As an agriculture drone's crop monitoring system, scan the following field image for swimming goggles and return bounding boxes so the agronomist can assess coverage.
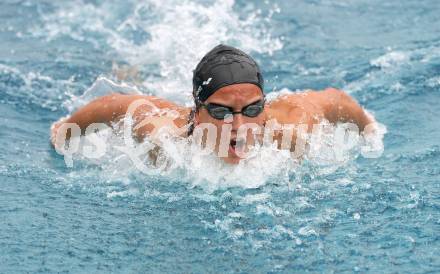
[198,98,265,120]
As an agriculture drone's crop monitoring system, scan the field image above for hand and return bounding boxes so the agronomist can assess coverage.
[50,116,70,148]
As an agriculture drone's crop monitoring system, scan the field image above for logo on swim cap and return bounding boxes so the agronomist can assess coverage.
[202,77,212,86]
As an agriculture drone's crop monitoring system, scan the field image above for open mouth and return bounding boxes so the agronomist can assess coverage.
[230,139,237,149]
[229,138,246,155]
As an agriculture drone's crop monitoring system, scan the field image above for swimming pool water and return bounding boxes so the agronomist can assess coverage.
[1,0,439,273]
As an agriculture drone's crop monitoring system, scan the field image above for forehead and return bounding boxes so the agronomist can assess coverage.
[207,83,263,103]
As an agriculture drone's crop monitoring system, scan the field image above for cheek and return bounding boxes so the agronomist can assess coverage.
[243,115,265,127]
[205,116,224,130]
[197,111,224,139]
[243,115,265,141]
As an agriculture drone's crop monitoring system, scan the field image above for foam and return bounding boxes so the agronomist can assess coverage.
[34,0,282,105]
[55,114,386,194]
[63,76,143,113]
[344,45,440,94]
[370,50,410,69]
[426,76,440,87]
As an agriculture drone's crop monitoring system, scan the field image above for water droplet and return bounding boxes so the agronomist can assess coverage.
[353,212,361,220]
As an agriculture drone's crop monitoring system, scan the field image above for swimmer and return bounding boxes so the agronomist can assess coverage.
[51,44,375,164]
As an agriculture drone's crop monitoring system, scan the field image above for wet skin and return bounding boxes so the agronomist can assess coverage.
[50,83,373,164]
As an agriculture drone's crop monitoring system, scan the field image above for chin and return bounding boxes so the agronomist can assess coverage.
[222,156,242,165]
[220,144,252,165]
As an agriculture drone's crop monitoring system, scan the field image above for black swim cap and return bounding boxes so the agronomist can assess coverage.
[192,44,264,102]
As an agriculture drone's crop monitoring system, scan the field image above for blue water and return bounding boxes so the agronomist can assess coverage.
[1,0,440,273]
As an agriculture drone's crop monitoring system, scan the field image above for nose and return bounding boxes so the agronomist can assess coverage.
[231,113,245,131]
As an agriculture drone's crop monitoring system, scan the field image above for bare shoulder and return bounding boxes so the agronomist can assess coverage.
[265,88,372,131]
[265,90,326,125]
[106,93,190,140]
[274,88,345,103]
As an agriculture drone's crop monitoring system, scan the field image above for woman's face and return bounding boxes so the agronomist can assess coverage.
[194,83,266,164]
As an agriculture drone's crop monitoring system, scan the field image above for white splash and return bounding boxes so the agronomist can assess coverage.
[34,0,283,104]
[55,111,385,194]
[370,50,410,69]
[63,76,143,113]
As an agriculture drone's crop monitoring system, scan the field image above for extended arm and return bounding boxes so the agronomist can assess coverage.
[50,93,185,146]
[320,88,373,131]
